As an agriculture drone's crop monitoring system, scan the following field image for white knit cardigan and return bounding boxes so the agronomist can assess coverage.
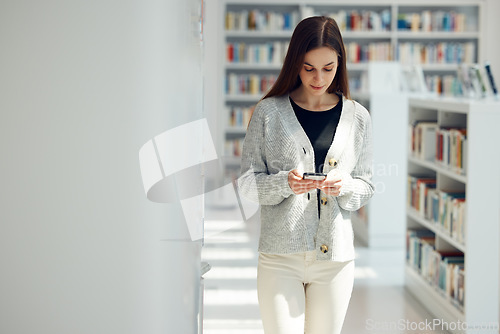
[237,95,374,261]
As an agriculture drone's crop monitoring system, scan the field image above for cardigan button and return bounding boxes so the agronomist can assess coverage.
[320,244,328,253]
[320,197,328,205]
[329,158,338,167]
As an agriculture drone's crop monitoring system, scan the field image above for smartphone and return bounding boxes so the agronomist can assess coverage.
[302,172,327,181]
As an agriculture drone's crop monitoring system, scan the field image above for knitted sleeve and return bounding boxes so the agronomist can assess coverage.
[237,101,295,205]
[336,106,375,211]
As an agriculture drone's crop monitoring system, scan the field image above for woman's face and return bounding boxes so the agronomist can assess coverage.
[298,47,338,96]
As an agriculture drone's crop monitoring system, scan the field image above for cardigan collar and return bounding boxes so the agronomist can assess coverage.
[277,94,355,171]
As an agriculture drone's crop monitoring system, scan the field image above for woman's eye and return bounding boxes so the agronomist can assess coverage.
[324,68,333,72]
[305,68,314,72]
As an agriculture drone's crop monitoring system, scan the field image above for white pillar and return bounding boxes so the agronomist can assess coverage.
[0,0,205,333]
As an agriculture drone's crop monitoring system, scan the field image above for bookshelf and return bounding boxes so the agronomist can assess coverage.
[406,96,500,333]
[222,2,301,167]
[351,62,408,248]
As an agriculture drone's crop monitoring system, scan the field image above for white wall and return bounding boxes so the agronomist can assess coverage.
[0,1,204,333]
[204,0,226,190]
[482,0,500,322]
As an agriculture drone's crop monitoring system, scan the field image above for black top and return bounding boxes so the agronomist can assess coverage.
[290,95,342,173]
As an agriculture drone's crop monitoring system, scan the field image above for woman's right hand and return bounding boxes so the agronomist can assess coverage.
[288,169,322,195]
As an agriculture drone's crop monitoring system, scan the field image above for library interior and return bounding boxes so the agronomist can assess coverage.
[0,1,499,334]
[202,1,500,334]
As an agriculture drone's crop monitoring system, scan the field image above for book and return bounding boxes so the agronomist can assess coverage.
[456,266,465,306]
[485,62,499,99]
[438,191,466,235]
[400,65,428,94]
[416,122,438,160]
[468,65,481,97]
[409,120,437,158]
[457,63,474,98]
[473,64,488,98]
[450,198,466,244]
[440,256,464,293]
[418,179,437,216]
[419,237,436,280]
[430,190,440,224]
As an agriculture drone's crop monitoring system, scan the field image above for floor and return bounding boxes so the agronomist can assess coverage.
[201,204,447,334]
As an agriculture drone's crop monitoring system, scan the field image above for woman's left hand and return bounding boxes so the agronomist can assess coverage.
[319,174,342,196]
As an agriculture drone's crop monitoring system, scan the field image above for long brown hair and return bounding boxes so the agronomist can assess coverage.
[263,16,350,100]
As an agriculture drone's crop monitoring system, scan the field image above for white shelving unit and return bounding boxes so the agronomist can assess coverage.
[352,85,408,249]
[406,96,500,333]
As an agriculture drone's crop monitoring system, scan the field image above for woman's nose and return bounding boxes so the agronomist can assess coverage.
[314,71,323,81]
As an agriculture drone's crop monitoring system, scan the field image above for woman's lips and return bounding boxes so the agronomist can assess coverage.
[311,85,324,90]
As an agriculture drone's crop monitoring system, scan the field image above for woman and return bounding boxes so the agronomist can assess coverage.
[238,16,374,334]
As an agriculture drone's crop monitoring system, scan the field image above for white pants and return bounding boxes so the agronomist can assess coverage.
[257,251,354,334]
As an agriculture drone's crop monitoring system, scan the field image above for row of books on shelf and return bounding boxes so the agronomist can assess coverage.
[224,73,481,99]
[225,138,244,157]
[407,175,466,244]
[397,42,475,66]
[406,63,498,98]
[225,72,369,97]
[224,65,496,99]
[225,10,299,32]
[436,128,467,172]
[225,7,473,33]
[226,41,476,69]
[228,105,255,129]
[346,42,393,63]
[425,74,463,97]
[226,41,288,65]
[344,42,475,66]
[301,8,391,32]
[397,10,473,32]
[409,121,467,174]
[225,73,277,96]
[406,229,464,307]
[458,63,499,99]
